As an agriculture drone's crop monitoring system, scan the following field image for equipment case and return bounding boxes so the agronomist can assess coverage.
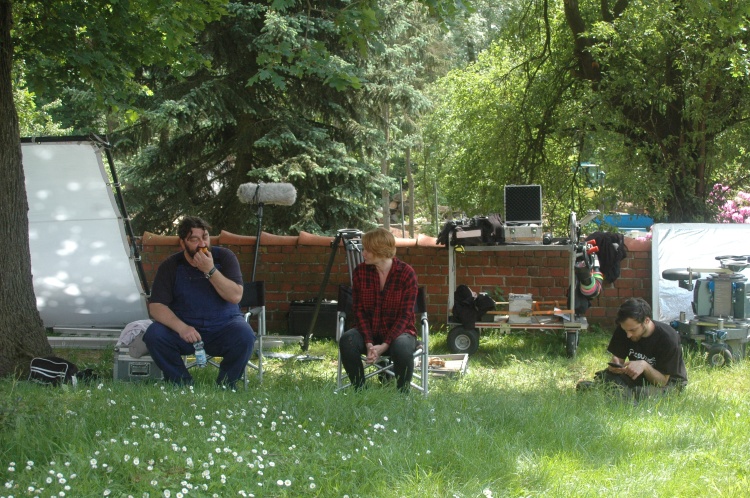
[113,347,163,381]
[504,225,543,244]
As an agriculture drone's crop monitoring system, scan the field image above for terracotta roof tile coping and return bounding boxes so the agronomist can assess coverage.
[141,230,437,247]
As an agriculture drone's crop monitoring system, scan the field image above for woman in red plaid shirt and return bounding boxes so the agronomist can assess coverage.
[339,228,418,392]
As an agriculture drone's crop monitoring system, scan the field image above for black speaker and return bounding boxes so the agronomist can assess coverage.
[504,185,542,224]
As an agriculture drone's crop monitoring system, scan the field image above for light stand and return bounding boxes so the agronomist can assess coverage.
[252,201,264,283]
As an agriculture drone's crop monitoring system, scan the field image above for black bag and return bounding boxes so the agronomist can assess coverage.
[29,356,79,386]
[475,292,496,317]
[436,220,457,246]
[475,214,505,245]
[437,214,505,246]
[452,220,484,246]
[585,232,628,284]
[452,284,496,329]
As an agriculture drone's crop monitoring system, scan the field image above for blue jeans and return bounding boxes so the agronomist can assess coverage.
[144,314,255,387]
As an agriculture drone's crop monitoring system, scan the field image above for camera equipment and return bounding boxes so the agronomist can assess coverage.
[663,255,750,366]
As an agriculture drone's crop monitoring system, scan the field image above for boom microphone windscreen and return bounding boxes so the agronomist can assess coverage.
[237,182,297,206]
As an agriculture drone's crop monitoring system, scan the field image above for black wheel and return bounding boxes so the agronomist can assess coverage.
[447,326,480,355]
[707,345,733,367]
[565,331,579,358]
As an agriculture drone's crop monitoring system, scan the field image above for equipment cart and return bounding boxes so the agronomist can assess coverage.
[662,255,750,366]
[446,212,594,357]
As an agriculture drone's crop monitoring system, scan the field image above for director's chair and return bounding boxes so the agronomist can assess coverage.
[241,280,266,387]
[335,285,429,394]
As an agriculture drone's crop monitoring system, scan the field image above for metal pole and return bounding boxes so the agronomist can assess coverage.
[251,203,264,282]
[434,181,439,234]
[98,135,150,296]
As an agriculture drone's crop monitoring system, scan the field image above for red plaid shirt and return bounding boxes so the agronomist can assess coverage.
[352,257,418,345]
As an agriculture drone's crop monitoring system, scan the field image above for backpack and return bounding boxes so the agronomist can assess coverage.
[475,213,505,245]
[452,284,496,329]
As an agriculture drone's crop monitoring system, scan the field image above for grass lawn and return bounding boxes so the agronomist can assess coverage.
[1,326,750,497]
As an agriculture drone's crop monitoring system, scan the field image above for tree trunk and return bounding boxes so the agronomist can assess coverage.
[563,0,710,223]
[406,146,414,238]
[0,0,53,378]
[381,104,390,229]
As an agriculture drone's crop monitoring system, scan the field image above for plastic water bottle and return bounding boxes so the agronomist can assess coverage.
[194,341,207,368]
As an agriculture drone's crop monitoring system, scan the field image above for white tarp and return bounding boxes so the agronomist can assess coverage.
[652,223,750,321]
[22,139,148,330]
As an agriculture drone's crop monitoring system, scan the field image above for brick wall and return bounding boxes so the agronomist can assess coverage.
[140,231,652,333]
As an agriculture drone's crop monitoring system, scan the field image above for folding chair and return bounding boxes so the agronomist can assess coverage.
[241,281,266,387]
[185,281,265,387]
[333,231,429,394]
[335,286,429,394]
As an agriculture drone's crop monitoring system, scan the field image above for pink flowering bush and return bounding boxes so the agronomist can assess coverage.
[634,229,652,242]
[707,184,750,223]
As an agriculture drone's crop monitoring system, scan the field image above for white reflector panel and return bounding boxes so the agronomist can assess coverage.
[23,139,148,329]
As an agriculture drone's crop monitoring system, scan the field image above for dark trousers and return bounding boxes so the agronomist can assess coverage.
[143,314,255,387]
[594,369,684,400]
[339,328,416,392]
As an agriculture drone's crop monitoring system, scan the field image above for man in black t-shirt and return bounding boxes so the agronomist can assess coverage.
[578,297,687,400]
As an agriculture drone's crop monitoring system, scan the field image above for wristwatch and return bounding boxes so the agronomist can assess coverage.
[205,267,217,279]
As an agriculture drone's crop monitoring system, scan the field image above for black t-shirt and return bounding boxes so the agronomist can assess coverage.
[149,246,243,307]
[607,320,688,384]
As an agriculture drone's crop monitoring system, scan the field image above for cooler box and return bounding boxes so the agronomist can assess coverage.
[113,347,163,381]
[288,300,338,339]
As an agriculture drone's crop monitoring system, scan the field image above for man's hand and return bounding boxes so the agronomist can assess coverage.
[608,356,626,372]
[149,303,202,344]
[622,359,670,386]
[178,326,202,344]
[622,359,647,379]
[365,343,389,364]
[190,249,243,303]
[192,249,215,274]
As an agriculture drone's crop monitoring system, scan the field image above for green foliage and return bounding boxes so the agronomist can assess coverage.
[13,0,228,131]
[578,0,750,221]
[421,0,750,226]
[113,0,395,236]
[13,83,71,137]
[113,0,456,236]
[421,4,593,234]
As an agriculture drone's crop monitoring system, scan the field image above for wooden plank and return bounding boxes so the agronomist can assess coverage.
[487,309,574,316]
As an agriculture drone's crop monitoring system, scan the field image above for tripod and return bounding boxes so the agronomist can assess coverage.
[301,229,363,352]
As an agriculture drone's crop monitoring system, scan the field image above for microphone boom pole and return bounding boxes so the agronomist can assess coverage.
[252,201,264,283]
[236,182,296,282]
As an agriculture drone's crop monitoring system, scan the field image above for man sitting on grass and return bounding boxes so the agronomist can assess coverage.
[577,297,687,400]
